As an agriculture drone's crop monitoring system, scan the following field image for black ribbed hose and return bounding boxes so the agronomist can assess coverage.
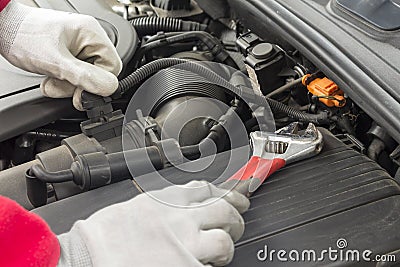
[131,17,207,36]
[266,98,328,124]
[115,58,329,124]
[116,58,190,95]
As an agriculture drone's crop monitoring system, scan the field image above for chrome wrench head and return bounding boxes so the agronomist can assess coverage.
[250,122,324,164]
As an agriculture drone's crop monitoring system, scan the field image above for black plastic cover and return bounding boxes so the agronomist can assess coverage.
[33,180,140,234]
[336,0,400,31]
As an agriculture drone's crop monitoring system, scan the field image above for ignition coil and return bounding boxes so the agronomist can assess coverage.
[237,32,288,95]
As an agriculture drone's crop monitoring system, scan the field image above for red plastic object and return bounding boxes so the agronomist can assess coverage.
[0,0,10,12]
[228,156,286,184]
[0,196,60,267]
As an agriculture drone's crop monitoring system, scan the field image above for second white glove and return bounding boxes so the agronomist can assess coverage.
[58,181,250,267]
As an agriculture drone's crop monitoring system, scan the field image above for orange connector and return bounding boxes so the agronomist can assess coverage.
[302,74,346,108]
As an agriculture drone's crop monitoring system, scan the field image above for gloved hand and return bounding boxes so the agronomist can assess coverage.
[0,1,122,110]
[58,181,250,267]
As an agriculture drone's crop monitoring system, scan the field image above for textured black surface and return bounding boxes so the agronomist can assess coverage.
[228,129,400,266]
[240,130,398,242]
[33,180,140,234]
[34,129,400,266]
[231,196,400,266]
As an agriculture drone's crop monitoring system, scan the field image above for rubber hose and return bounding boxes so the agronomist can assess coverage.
[131,17,207,36]
[367,138,386,161]
[30,164,73,183]
[266,98,329,124]
[134,31,238,68]
[116,58,329,124]
[148,31,229,63]
[266,77,303,98]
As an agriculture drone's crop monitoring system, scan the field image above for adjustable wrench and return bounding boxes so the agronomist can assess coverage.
[219,122,324,197]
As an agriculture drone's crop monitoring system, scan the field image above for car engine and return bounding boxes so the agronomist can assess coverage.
[0,0,399,266]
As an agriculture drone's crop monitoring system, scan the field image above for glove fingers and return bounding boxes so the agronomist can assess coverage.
[196,229,235,266]
[151,181,218,206]
[221,190,250,215]
[74,35,122,77]
[61,53,119,97]
[71,15,122,76]
[153,181,250,212]
[72,88,85,111]
[193,198,245,242]
[40,77,76,98]
[40,78,85,111]
[41,52,119,105]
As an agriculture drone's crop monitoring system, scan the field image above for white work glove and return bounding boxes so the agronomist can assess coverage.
[0,1,122,110]
[57,181,250,267]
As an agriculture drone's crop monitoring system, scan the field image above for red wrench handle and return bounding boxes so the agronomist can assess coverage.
[219,156,286,197]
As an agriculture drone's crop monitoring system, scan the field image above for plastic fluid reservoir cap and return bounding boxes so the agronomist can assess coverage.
[251,43,275,59]
[151,0,191,10]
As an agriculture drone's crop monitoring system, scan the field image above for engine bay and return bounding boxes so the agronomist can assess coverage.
[0,0,400,266]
